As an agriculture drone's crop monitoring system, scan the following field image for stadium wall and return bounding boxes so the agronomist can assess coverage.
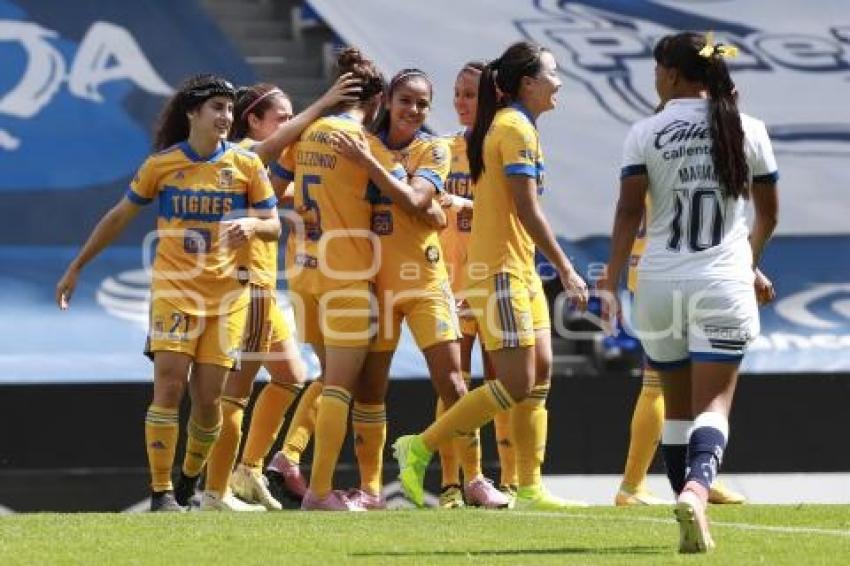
[1,373,847,512]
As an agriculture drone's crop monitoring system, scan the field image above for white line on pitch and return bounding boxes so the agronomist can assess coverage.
[508,511,850,538]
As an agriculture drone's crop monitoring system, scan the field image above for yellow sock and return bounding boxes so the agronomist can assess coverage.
[436,397,460,487]
[205,396,247,496]
[455,371,482,482]
[513,384,549,488]
[242,382,302,469]
[493,405,517,486]
[182,418,222,478]
[352,402,387,495]
[421,380,514,453]
[621,370,664,492]
[282,380,322,464]
[145,405,179,492]
[309,385,351,497]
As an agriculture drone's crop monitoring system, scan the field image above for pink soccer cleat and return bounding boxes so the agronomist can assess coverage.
[464,477,511,509]
[346,488,387,510]
[266,452,307,500]
[301,489,365,512]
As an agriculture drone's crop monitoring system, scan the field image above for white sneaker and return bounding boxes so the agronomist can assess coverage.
[199,491,266,512]
[230,464,283,511]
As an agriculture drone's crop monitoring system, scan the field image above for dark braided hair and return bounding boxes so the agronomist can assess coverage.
[154,73,235,151]
[468,42,548,182]
[654,32,749,199]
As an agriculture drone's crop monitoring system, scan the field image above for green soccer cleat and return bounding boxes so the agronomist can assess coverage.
[392,435,431,508]
[513,484,588,510]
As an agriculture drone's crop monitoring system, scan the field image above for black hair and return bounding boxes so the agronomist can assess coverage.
[154,73,235,151]
[654,32,749,199]
[373,68,433,134]
[230,83,291,141]
[468,42,548,182]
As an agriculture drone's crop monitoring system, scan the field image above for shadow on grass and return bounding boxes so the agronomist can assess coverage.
[351,545,667,558]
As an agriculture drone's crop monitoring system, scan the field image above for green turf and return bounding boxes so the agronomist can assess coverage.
[1,505,849,565]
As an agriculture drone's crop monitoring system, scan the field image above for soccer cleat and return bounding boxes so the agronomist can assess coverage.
[199,491,266,512]
[709,481,747,504]
[513,484,588,510]
[173,471,201,507]
[465,477,511,509]
[615,486,674,506]
[392,435,431,508]
[230,464,282,511]
[266,452,307,502]
[498,484,518,509]
[438,484,465,509]
[674,490,715,553]
[346,488,387,510]
[301,489,366,511]
[149,490,185,513]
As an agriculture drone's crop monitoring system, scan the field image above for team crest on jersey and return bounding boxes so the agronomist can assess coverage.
[218,168,235,189]
[425,244,440,264]
[431,144,448,165]
[174,171,185,181]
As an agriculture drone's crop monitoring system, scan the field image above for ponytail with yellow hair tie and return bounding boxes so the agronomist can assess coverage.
[698,31,739,59]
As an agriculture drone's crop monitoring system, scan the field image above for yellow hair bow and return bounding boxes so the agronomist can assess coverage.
[699,31,739,59]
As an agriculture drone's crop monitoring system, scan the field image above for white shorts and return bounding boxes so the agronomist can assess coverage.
[634,278,759,369]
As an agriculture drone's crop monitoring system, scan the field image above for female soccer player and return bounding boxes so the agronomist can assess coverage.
[392,41,589,510]
[202,76,360,511]
[55,74,281,512]
[600,32,778,552]
[268,48,390,511]
[436,61,518,507]
[331,67,509,510]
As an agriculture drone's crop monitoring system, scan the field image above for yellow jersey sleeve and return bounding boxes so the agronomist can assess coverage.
[247,155,277,210]
[270,145,296,182]
[412,137,450,192]
[498,119,539,179]
[126,156,160,205]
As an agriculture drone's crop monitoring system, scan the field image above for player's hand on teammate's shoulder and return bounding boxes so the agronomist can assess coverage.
[329,131,370,165]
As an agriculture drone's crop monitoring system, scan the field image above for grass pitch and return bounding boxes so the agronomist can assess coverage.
[1,505,849,565]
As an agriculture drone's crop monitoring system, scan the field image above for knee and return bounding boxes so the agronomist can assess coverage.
[502,379,533,404]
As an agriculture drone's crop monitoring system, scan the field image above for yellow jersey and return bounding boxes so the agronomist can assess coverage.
[237,138,278,289]
[439,131,474,295]
[466,104,544,285]
[369,130,451,293]
[127,140,277,315]
[272,114,395,290]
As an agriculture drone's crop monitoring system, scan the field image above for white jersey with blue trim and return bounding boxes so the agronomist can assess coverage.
[620,98,778,283]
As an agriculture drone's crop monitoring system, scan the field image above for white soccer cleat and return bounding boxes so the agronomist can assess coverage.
[674,490,715,553]
[230,464,283,511]
[199,490,266,512]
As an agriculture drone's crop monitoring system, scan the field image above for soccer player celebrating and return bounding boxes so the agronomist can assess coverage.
[600,32,778,552]
[202,75,360,511]
[436,61,518,507]
[392,41,589,510]
[56,74,281,512]
[270,48,388,511]
[331,67,509,510]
